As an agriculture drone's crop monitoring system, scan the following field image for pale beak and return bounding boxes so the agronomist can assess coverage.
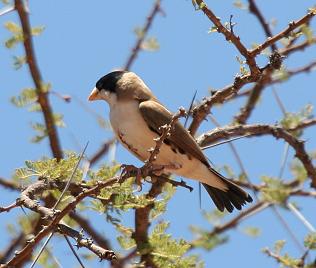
[88,87,99,101]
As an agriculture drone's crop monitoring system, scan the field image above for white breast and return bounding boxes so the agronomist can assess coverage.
[109,100,226,189]
[110,101,157,161]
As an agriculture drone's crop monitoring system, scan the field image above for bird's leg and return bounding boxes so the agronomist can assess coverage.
[120,164,144,191]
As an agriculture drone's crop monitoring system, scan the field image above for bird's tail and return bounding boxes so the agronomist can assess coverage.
[203,171,253,212]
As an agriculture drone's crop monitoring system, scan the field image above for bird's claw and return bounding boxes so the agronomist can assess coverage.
[120,164,143,191]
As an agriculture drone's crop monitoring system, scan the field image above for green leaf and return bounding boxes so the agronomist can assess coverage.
[11,88,37,107]
[233,0,248,10]
[260,176,291,204]
[274,240,286,254]
[208,26,218,33]
[4,21,21,33]
[304,232,316,249]
[191,228,228,251]
[149,221,204,267]
[13,55,27,69]
[242,226,261,237]
[5,35,23,48]
[31,26,45,36]
[141,37,160,51]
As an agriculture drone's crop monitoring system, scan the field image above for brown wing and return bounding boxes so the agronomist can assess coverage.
[139,100,210,167]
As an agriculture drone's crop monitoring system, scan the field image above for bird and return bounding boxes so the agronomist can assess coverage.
[88,70,253,212]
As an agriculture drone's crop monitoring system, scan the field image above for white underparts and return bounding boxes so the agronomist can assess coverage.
[109,100,228,191]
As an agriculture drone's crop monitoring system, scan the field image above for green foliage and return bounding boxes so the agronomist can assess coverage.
[4,21,45,49]
[116,223,136,250]
[36,248,59,268]
[150,182,175,220]
[233,0,248,10]
[11,87,37,108]
[208,25,218,33]
[242,226,261,237]
[13,55,27,69]
[11,84,65,143]
[142,37,160,51]
[15,153,83,182]
[304,232,316,249]
[260,176,291,204]
[290,159,308,182]
[149,221,203,268]
[190,226,228,251]
[262,240,303,268]
[280,104,314,137]
[300,24,314,43]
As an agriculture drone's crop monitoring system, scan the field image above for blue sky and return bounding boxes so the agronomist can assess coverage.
[1,0,316,267]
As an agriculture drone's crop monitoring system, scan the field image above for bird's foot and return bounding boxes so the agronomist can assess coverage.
[120,164,144,191]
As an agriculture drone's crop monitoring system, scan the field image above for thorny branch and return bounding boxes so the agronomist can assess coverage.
[197,123,316,188]
[189,1,315,135]
[2,1,316,267]
[248,0,276,51]
[57,223,117,261]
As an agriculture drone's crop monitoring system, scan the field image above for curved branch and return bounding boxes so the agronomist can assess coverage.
[197,123,316,188]
[15,0,63,160]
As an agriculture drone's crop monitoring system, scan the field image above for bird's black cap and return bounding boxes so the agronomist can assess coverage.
[95,71,127,93]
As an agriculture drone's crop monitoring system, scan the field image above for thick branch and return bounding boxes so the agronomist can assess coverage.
[15,0,63,160]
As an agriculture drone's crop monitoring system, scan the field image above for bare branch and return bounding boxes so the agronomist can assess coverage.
[248,0,276,50]
[250,11,316,57]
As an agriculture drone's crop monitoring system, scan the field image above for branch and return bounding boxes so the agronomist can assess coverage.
[57,223,117,262]
[197,123,316,188]
[89,138,116,166]
[0,177,19,191]
[4,175,120,266]
[280,37,316,56]
[250,11,316,57]
[15,0,63,160]
[124,0,162,70]
[195,0,260,78]
[133,178,165,268]
[248,0,276,51]
[190,201,270,248]
[234,68,273,124]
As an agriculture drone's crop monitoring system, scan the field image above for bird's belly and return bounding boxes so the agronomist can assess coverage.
[109,101,215,185]
[110,102,158,161]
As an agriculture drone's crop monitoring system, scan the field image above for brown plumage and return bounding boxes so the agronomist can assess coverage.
[89,71,253,212]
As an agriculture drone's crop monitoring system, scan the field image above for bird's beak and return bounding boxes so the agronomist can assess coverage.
[88,87,99,101]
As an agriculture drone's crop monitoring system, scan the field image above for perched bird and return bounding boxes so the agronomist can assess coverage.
[88,71,252,212]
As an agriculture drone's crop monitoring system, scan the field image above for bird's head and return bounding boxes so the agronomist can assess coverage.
[88,71,156,106]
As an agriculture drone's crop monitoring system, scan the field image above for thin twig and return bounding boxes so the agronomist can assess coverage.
[250,11,316,57]
[29,232,54,268]
[248,0,276,51]
[287,203,316,232]
[124,0,162,70]
[63,235,86,268]
[53,142,89,210]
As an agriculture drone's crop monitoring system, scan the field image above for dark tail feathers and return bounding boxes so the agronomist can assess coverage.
[203,179,253,213]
